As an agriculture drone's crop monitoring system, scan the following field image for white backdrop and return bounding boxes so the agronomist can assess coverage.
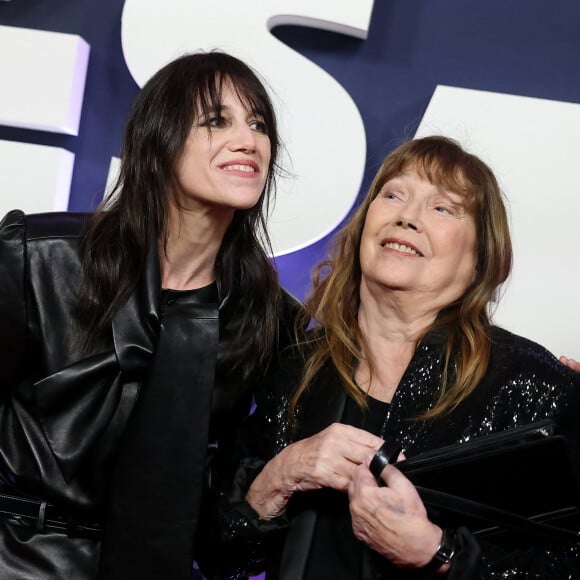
[0,1,579,359]
[417,86,580,360]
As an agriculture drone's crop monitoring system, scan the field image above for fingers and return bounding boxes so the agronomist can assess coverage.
[350,462,411,496]
[281,423,385,493]
[315,424,385,489]
[369,439,402,484]
[349,460,380,490]
[379,463,418,494]
[349,464,427,524]
[560,356,580,373]
[348,463,441,568]
[311,423,385,466]
[321,423,386,449]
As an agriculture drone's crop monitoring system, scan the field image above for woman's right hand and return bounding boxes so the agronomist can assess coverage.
[246,423,385,519]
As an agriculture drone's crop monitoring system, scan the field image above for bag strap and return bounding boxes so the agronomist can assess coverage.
[416,486,579,544]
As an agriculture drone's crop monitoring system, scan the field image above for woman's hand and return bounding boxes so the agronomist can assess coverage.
[560,356,580,373]
[246,423,384,519]
[348,462,444,570]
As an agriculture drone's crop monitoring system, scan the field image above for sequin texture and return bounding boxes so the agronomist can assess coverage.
[222,325,580,577]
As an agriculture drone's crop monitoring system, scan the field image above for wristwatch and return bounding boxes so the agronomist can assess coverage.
[424,528,456,572]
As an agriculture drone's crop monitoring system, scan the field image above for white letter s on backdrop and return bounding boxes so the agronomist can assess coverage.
[121,0,374,255]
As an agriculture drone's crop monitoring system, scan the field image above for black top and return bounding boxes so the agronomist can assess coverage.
[161,283,229,439]
[305,394,390,580]
[160,282,218,304]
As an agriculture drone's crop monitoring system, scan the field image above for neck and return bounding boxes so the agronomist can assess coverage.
[355,281,439,402]
[159,204,232,290]
[358,278,441,339]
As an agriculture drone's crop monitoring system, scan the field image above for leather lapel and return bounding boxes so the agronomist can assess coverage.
[35,247,162,482]
[112,245,161,377]
[100,299,219,579]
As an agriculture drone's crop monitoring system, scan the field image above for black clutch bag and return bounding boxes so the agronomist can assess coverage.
[396,420,580,544]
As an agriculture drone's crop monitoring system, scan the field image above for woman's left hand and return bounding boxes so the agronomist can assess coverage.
[560,356,580,373]
[348,462,443,569]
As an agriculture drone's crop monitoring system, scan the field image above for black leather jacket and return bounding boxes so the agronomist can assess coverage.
[0,209,299,579]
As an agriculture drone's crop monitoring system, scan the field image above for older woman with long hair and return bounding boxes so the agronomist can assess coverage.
[223,136,580,579]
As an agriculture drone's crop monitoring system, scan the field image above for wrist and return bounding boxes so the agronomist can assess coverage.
[422,528,456,575]
[246,449,294,519]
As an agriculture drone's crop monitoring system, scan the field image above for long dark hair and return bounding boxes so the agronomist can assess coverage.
[292,136,512,418]
[78,51,282,380]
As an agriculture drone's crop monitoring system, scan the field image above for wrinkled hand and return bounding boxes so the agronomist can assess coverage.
[348,463,443,569]
[247,423,384,519]
[560,356,580,373]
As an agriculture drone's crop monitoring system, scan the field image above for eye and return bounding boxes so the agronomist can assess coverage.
[434,201,465,217]
[434,205,454,215]
[249,119,268,134]
[200,115,227,129]
[381,189,401,201]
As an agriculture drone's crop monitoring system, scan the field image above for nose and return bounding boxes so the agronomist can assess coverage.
[227,121,257,153]
[395,198,423,231]
[396,217,418,231]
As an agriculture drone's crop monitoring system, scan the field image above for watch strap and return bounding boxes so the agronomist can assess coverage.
[423,527,456,572]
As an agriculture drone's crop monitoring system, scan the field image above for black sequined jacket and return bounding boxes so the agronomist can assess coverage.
[221,326,580,579]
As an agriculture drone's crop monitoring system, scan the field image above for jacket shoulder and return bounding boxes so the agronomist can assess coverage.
[490,326,562,368]
[487,326,580,395]
[24,211,92,240]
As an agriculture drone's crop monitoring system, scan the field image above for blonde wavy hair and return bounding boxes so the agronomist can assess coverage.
[291,136,512,420]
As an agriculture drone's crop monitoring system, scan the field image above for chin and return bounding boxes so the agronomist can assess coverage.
[233,194,263,210]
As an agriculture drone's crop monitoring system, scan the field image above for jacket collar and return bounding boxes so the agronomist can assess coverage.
[112,244,161,378]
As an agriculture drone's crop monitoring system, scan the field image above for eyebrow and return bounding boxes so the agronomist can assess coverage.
[438,189,467,202]
[203,104,263,117]
[203,104,226,114]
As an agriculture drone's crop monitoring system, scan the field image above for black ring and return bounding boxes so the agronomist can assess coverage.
[369,439,402,486]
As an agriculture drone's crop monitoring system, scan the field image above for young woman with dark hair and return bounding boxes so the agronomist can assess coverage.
[0,51,298,580]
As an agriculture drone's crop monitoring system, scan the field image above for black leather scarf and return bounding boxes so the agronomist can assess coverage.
[98,288,219,580]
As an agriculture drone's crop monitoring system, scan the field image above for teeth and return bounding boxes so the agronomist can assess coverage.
[223,164,255,172]
[384,242,419,256]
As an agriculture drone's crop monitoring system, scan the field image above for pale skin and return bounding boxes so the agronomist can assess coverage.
[349,463,448,573]
[246,423,385,519]
[160,204,229,290]
[159,82,270,290]
[560,356,580,372]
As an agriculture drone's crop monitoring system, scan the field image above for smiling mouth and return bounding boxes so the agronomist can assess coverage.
[222,164,257,173]
[382,241,422,256]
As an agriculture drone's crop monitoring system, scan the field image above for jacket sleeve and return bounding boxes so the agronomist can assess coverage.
[0,210,28,392]
[474,334,580,578]
[202,347,299,579]
[477,538,580,579]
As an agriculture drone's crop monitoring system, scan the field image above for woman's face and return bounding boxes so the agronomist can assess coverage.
[170,81,271,216]
[359,168,477,309]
